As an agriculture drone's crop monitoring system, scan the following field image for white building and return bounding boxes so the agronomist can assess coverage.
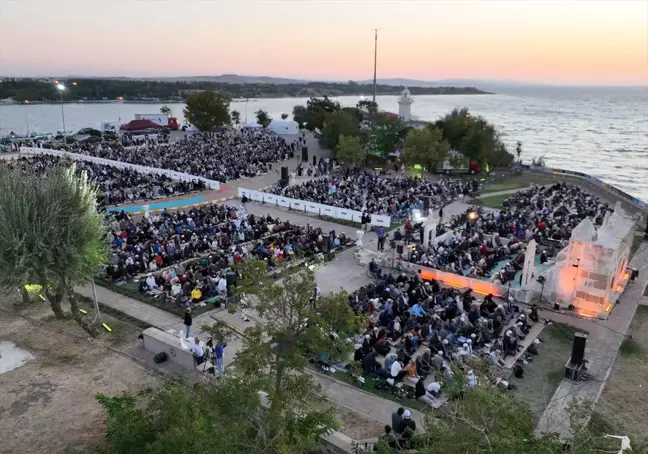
[540,202,635,318]
[397,88,414,122]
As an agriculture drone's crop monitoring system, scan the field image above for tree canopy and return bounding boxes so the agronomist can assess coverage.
[318,109,360,154]
[336,135,366,167]
[434,108,513,167]
[402,127,450,171]
[231,110,241,127]
[255,109,272,128]
[0,164,108,335]
[183,91,231,131]
[159,105,171,116]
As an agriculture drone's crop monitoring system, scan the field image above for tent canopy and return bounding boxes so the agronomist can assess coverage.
[242,121,262,129]
[120,119,162,131]
[269,119,299,135]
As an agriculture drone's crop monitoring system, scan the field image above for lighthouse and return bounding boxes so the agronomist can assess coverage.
[397,87,414,122]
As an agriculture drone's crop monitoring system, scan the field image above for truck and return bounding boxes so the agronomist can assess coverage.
[134,114,179,130]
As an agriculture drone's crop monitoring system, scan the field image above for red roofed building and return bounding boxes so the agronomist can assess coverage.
[120,119,162,131]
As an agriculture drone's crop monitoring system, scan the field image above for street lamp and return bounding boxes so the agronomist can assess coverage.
[24,100,30,135]
[57,83,67,134]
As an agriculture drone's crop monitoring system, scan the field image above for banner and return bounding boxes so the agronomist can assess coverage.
[335,208,354,221]
[277,197,291,208]
[305,202,323,215]
[263,194,277,205]
[290,200,305,212]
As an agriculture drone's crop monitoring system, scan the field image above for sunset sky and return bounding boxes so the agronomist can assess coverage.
[1,0,646,85]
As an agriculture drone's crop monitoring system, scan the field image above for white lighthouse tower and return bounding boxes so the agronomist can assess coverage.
[397,87,414,122]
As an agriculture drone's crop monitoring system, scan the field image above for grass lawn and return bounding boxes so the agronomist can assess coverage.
[331,371,428,412]
[482,172,561,193]
[471,193,511,209]
[509,323,579,424]
[590,306,648,444]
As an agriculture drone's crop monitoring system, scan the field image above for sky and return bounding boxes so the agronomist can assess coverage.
[0,0,646,85]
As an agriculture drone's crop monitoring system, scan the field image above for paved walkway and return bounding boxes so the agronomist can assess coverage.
[536,242,648,437]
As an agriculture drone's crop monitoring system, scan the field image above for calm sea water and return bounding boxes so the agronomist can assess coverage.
[1,86,647,201]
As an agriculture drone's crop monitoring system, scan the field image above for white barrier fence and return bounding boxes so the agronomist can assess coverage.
[239,187,392,228]
[19,147,220,190]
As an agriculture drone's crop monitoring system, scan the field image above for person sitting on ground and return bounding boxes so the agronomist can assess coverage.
[415,377,438,406]
[390,358,407,382]
[374,336,391,356]
[376,425,398,451]
[405,359,419,383]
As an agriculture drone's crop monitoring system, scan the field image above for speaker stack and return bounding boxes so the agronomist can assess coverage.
[422,197,430,212]
[312,155,317,166]
[564,332,588,381]
[301,147,308,162]
[280,166,289,187]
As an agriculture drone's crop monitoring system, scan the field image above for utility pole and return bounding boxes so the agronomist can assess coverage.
[372,29,378,105]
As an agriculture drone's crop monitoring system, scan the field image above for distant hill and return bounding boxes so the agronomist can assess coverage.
[62,74,537,89]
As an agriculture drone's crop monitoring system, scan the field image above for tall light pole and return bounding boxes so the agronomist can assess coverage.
[372,29,378,105]
[56,83,67,134]
[24,100,30,136]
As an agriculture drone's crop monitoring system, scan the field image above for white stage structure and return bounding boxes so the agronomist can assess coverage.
[539,202,635,318]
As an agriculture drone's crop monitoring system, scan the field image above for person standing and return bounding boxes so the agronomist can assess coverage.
[391,407,405,435]
[214,343,226,376]
[376,227,385,252]
[183,308,192,339]
[191,337,205,366]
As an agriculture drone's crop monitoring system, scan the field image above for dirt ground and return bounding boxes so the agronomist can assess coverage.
[0,297,157,454]
[509,323,578,423]
[590,306,648,444]
[328,402,385,440]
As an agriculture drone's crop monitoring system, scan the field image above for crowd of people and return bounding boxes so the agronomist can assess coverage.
[269,167,475,218]
[57,130,294,183]
[105,205,352,310]
[343,269,541,449]
[1,155,205,206]
[402,183,610,285]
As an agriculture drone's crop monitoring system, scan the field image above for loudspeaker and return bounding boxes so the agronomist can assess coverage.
[311,155,316,166]
[422,197,430,211]
[321,234,330,253]
[301,147,308,162]
[225,272,237,287]
[281,166,289,181]
[570,332,588,366]
[396,244,404,254]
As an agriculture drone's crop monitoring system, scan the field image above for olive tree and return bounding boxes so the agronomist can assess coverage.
[0,164,108,336]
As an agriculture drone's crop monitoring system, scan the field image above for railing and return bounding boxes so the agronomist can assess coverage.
[238,187,392,228]
[19,146,221,190]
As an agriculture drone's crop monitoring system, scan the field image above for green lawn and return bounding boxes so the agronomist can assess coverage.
[509,323,579,424]
[482,172,560,193]
[471,193,511,209]
[331,371,428,412]
[590,306,648,446]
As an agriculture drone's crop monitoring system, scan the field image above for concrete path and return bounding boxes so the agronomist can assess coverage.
[536,242,648,437]
[476,188,523,198]
[76,283,179,330]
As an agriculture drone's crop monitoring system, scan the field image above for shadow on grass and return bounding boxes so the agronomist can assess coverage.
[619,338,645,358]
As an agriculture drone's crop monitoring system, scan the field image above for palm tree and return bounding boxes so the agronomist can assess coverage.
[160,105,172,116]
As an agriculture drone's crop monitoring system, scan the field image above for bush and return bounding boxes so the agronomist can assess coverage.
[65,136,77,144]
[88,128,102,137]
[103,133,118,141]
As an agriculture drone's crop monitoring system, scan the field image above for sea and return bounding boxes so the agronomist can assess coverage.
[1,86,647,201]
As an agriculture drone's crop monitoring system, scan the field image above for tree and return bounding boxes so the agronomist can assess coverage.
[231,110,241,128]
[292,105,308,128]
[373,114,408,157]
[96,375,337,454]
[206,260,361,411]
[402,127,450,171]
[281,113,288,120]
[255,109,271,129]
[356,99,378,117]
[0,165,108,336]
[318,109,360,153]
[305,96,341,130]
[183,91,230,131]
[336,135,366,167]
[516,140,523,162]
[159,105,172,116]
[434,107,514,168]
